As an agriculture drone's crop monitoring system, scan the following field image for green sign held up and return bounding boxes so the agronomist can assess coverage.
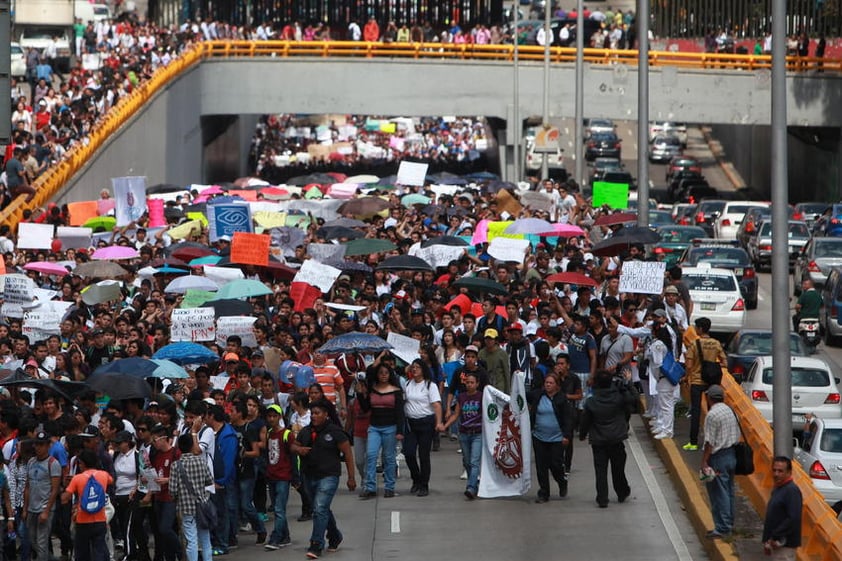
[592,181,630,209]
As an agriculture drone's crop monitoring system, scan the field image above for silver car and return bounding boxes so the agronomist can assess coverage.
[747,220,810,271]
[794,416,842,518]
[648,135,682,163]
[794,237,842,292]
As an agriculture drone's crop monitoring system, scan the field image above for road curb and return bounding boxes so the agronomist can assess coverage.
[701,126,747,189]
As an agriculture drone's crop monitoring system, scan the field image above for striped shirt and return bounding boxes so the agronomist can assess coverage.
[311,361,344,404]
[703,402,741,454]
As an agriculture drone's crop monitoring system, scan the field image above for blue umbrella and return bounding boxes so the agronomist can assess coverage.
[207,195,246,204]
[317,332,393,354]
[152,342,219,365]
[153,265,189,276]
[92,358,158,378]
[150,359,190,379]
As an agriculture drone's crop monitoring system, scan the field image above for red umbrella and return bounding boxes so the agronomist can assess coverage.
[545,272,599,287]
[594,212,637,226]
[326,172,347,182]
[171,246,214,262]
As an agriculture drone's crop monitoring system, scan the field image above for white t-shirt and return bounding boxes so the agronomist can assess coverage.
[404,379,441,419]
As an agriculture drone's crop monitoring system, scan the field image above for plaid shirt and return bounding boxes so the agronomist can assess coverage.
[169,454,213,518]
[703,402,741,454]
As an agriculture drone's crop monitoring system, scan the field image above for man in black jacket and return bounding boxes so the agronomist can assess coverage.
[762,456,802,559]
[579,369,638,508]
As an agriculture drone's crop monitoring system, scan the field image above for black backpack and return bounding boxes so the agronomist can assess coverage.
[697,339,722,385]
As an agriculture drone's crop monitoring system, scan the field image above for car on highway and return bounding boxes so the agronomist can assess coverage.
[741,355,841,427]
[819,267,842,346]
[679,241,759,309]
[590,157,623,182]
[585,132,622,161]
[599,170,636,190]
[671,203,698,225]
[651,225,707,266]
[813,203,842,237]
[725,329,807,382]
[670,174,711,204]
[665,157,702,183]
[746,220,811,271]
[796,202,829,229]
[793,236,842,292]
[648,135,683,163]
[584,118,616,141]
[676,184,718,205]
[693,199,728,236]
[10,42,26,79]
[682,265,746,333]
[713,201,770,240]
[648,121,688,147]
[525,144,564,171]
[735,206,773,249]
[794,416,842,517]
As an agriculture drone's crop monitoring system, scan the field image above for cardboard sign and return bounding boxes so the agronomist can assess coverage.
[386,332,420,364]
[488,237,530,263]
[216,316,258,348]
[293,260,341,293]
[17,223,54,250]
[396,161,429,186]
[495,189,523,217]
[231,232,270,266]
[592,181,630,210]
[67,201,99,226]
[619,260,667,295]
[208,203,252,242]
[308,243,346,264]
[171,307,216,342]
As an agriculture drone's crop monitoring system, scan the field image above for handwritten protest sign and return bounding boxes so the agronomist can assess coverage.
[210,375,229,391]
[0,274,34,318]
[415,245,466,268]
[619,261,667,295]
[293,260,341,293]
[386,332,420,364]
[396,161,429,186]
[231,232,270,266]
[216,316,258,348]
[592,181,630,210]
[488,237,530,263]
[495,190,523,218]
[17,223,54,250]
[308,243,346,264]
[24,301,73,342]
[171,308,216,342]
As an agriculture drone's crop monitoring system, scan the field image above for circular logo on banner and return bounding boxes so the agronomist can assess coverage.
[487,403,499,421]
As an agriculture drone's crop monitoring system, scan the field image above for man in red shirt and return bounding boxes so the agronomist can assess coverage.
[61,449,113,561]
[263,405,294,550]
[150,424,180,561]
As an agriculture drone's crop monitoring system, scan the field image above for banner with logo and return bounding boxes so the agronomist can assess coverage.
[479,372,532,498]
[208,203,253,242]
[112,176,148,227]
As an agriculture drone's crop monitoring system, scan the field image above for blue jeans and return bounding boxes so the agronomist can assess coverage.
[152,501,178,561]
[459,432,482,494]
[15,506,31,561]
[365,425,397,492]
[210,489,229,552]
[706,447,737,535]
[268,480,291,544]
[239,477,266,534]
[182,515,212,561]
[305,476,341,551]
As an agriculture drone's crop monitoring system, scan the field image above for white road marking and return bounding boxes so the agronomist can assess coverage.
[628,430,694,561]
[391,511,400,533]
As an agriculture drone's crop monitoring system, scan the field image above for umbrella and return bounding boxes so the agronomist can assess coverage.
[150,359,190,379]
[189,255,222,266]
[593,212,637,227]
[164,276,219,294]
[165,241,211,257]
[23,262,70,276]
[92,357,159,378]
[453,276,508,295]
[153,265,190,276]
[427,172,467,185]
[375,255,435,272]
[212,279,273,300]
[86,373,152,400]
[205,195,245,205]
[171,245,215,262]
[464,171,500,181]
[420,236,469,248]
[346,174,380,184]
[81,282,122,305]
[288,173,335,186]
[591,227,661,257]
[317,226,364,241]
[151,257,189,269]
[342,238,397,256]
[153,342,219,365]
[317,332,393,354]
[82,216,117,231]
[91,246,140,260]
[543,223,586,237]
[233,176,269,188]
[337,197,390,218]
[73,261,128,278]
[503,218,554,235]
[146,183,184,194]
[199,186,226,197]
[0,370,86,402]
[216,257,296,280]
[401,194,431,207]
[324,218,367,228]
[545,272,599,287]
[206,298,253,317]
[334,261,373,273]
[486,180,517,193]
[420,205,444,216]
[377,174,398,186]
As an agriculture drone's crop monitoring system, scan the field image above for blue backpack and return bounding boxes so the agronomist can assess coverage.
[80,473,106,514]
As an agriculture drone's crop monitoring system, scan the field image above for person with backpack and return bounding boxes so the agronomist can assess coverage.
[169,434,213,561]
[204,405,238,556]
[23,430,61,561]
[60,449,113,561]
[682,317,727,452]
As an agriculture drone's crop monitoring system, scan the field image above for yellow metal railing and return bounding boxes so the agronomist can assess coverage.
[3,39,840,231]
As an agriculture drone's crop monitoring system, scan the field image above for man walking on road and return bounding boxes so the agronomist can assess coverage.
[682,317,727,451]
[700,385,740,538]
[762,457,802,560]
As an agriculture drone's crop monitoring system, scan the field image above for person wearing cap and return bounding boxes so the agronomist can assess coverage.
[505,323,535,388]
[662,284,688,337]
[61,449,114,561]
[682,317,727,451]
[700,385,740,539]
[24,430,62,561]
[479,328,510,394]
[263,404,294,550]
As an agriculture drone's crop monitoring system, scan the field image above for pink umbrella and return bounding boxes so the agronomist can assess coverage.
[199,186,225,196]
[542,223,585,237]
[23,262,70,276]
[91,246,139,260]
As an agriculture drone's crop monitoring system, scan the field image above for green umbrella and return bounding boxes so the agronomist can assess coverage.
[150,359,190,379]
[82,216,117,232]
[180,289,215,308]
[189,255,222,266]
[212,279,273,300]
[401,194,431,207]
[342,238,397,256]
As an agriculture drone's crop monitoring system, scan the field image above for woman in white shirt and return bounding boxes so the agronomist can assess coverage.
[403,359,442,497]
[646,324,677,440]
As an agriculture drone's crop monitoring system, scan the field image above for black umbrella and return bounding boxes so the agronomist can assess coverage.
[592,226,661,257]
[317,226,364,241]
[486,180,517,193]
[421,205,444,216]
[288,173,335,186]
[207,298,253,318]
[421,236,470,248]
[453,276,508,295]
[86,373,152,400]
[376,255,435,272]
[334,261,373,273]
[427,172,468,185]
[0,369,86,402]
[146,183,184,194]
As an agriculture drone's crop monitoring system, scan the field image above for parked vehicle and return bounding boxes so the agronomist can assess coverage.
[796,202,829,229]
[600,170,636,190]
[812,203,842,237]
[14,0,74,73]
[671,203,698,225]
[652,225,707,266]
[682,265,746,333]
[665,157,702,183]
[794,417,842,518]
[819,267,842,346]
[10,42,26,79]
[693,200,728,236]
[590,157,623,182]
[679,241,758,309]
[649,121,688,147]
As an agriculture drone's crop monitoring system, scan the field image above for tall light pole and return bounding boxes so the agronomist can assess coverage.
[513,2,520,183]
[771,0,792,455]
[637,0,650,227]
[574,0,584,186]
[541,0,551,180]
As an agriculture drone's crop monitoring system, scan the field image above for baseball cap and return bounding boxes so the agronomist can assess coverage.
[79,425,101,438]
[251,349,264,358]
[506,323,523,332]
[706,385,725,400]
[266,404,283,416]
[32,430,50,443]
[464,345,479,354]
[484,328,499,339]
[218,235,231,242]
[25,358,38,368]
[664,285,680,295]
[223,352,239,363]
[525,324,538,336]
[653,309,668,319]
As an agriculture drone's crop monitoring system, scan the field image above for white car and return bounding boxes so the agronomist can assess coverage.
[649,121,688,147]
[525,145,564,171]
[741,355,842,427]
[682,265,746,333]
[713,200,770,240]
[11,42,26,79]
[794,417,842,517]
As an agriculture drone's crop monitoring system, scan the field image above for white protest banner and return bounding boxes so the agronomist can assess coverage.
[328,183,358,199]
[112,176,148,227]
[396,161,429,186]
[429,184,461,199]
[308,243,346,264]
[386,332,420,364]
[0,274,34,318]
[216,316,258,348]
[17,223,54,249]
[324,302,367,312]
[171,307,216,342]
[203,265,244,287]
[23,300,73,342]
[488,237,530,263]
[56,226,93,249]
[415,244,466,269]
[619,260,668,295]
[293,259,341,293]
[32,288,59,303]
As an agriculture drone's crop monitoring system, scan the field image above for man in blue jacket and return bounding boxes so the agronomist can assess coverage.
[205,405,239,555]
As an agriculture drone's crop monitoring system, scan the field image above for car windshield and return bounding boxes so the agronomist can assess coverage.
[726,204,754,214]
[762,367,829,386]
[685,274,737,291]
[658,227,706,242]
[656,136,681,146]
[813,240,842,258]
[11,45,23,55]
[688,247,750,266]
[737,333,804,355]
[799,203,827,214]
[700,202,726,214]
[820,429,842,453]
